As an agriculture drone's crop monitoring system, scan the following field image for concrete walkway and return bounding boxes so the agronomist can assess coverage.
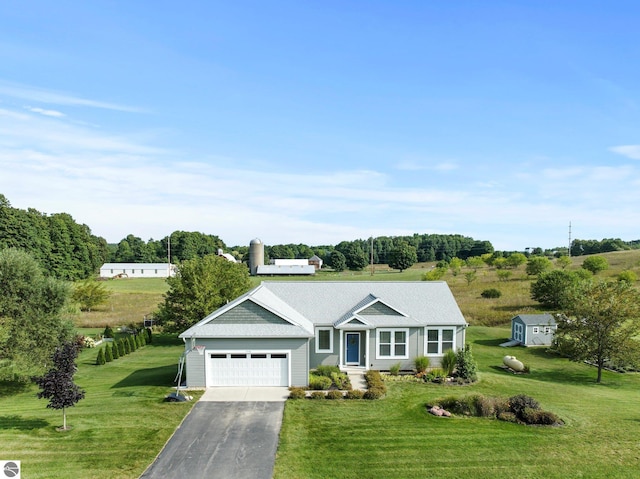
[342,367,368,390]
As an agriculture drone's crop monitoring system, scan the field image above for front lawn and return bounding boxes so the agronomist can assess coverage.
[274,326,640,479]
[0,334,199,479]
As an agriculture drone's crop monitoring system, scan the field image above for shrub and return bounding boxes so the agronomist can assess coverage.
[326,390,343,400]
[314,365,340,377]
[363,387,385,400]
[123,338,131,355]
[145,327,153,343]
[437,395,478,415]
[310,391,326,400]
[425,368,447,382]
[330,372,351,390]
[618,270,638,284]
[345,389,365,399]
[414,356,430,374]
[481,288,502,299]
[441,349,457,376]
[308,375,332,390]
[136,334,144,348]
[509,394,540,420]
[96,348,106,365]
[288,387,306,400]
[389,362,401,376]
[497,411,517,423]
[522,408,561,425]
[103,325,114,338]
[111,341,119,359]
[364,370,385,389]
[104,344,113,363]
[455,344,478,382]
[128,335,136,352]
[475,395,509,418]
[422,267,447,281]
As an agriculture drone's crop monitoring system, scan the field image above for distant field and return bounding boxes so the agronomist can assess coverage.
[75,250,640,329]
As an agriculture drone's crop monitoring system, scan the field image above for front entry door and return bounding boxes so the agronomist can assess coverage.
[345,333,360,365]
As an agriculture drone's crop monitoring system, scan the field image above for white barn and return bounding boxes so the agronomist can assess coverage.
[99,263,176,279]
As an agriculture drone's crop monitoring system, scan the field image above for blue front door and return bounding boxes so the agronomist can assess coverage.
[346,333,360,365]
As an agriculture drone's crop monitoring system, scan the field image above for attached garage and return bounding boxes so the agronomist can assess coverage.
[206,351,290,387]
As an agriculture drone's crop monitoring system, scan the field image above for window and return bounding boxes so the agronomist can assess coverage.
[532,327,539,334]
[315,327,333,353]
[377,328,409,359]
[544,326,551,334]
[425,328,456,355]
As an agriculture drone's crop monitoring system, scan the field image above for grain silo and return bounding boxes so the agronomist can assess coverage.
[249,238,264,275]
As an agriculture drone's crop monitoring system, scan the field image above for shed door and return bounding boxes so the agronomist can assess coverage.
[207,352,289,387]
[513,323,524,342]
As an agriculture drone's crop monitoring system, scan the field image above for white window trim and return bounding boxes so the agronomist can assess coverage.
[532,327,539,334]
[376,328,409,360]
[425,327,457,356]
[315,327,334,353]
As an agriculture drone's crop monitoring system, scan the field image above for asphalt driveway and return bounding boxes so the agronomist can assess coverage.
[140,395,286,479]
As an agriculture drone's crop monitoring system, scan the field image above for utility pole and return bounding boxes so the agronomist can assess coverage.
[370,236,374,276]
[568,222,572,257]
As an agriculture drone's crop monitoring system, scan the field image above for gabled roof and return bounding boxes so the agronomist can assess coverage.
[179,281,467,339]
[512,313,557,326]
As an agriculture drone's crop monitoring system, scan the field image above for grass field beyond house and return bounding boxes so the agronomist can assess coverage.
[273,326,640,479]
[0,334,199,479]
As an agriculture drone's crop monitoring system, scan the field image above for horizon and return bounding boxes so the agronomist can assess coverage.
[1,2,639,251]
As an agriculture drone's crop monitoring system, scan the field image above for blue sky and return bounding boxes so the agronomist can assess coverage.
[1,1,639,251]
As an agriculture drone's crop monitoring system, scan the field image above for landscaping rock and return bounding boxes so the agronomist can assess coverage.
[428,406,451,417]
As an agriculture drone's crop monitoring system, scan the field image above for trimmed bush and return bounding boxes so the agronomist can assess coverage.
[314,365,340,377]
[136,334,144,348]
[105,344,113,362]
[145,327,153,343]
[103,325,114,338]
[310,391,326,400]
[309,375,332,390]
[326,390,343,400]
[425,368,447,382]
[522,408,561,425]
[111,341,119,359]
[123,338,131,355]
[288,387,306,400]
[96,348,106,365]
[481,288,502,298]
[389,362,401,376]
[414,355,430,373]
[128,335,136,352]
[509,394,540,420]
[345,389,365,399]
[441,349,457,377]
[363,387,386,400]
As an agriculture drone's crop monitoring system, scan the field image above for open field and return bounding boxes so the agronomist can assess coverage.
[0,334,200,479]
[274,325,640,479]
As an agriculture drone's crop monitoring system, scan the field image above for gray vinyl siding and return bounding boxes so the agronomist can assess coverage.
[215,301,290,324]
[188,337,309,387]
[360,302,402,315]
[309,328,340,369]
[525,324,556,346]
[368,328,420,371]
[185,347,206,387]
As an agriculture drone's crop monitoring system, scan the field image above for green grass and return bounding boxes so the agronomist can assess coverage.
[0,334,201,479]
[273,326,640,479]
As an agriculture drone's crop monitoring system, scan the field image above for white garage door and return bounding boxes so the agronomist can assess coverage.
[207,352,289,387]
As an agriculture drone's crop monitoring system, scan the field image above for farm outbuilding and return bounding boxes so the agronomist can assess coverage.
[99,263,176,279]
[510,313,557,346]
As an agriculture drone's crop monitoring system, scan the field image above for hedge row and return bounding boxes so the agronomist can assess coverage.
[95,331,150,365]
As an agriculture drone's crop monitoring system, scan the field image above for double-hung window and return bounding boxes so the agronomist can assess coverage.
[315,327,333,353]
[425,328,456,355]
[377,328,409,359]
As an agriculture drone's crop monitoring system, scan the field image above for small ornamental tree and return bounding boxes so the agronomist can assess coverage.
[104,343,113,362]
[455,344,478,382]
[96,348,106,365]
[123,338,131,355]
[525,256,552,276]
[111,341,119,359]
[71,279,112,312]
[33,341,85,430]
[128,335,136,352]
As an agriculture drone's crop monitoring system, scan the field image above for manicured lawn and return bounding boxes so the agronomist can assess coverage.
[273,326,640,479]
[0,334,199,479]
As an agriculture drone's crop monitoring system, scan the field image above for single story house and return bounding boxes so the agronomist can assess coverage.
[99,263,176,279]
[178,281,468,388]
[510,313,557,346]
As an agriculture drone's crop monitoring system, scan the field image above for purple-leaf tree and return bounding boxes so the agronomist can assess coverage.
[33,341,85,431]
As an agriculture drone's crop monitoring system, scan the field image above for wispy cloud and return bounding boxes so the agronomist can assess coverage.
[610,145,640,160]
[0,80,145,113]
[26,106,65,117]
